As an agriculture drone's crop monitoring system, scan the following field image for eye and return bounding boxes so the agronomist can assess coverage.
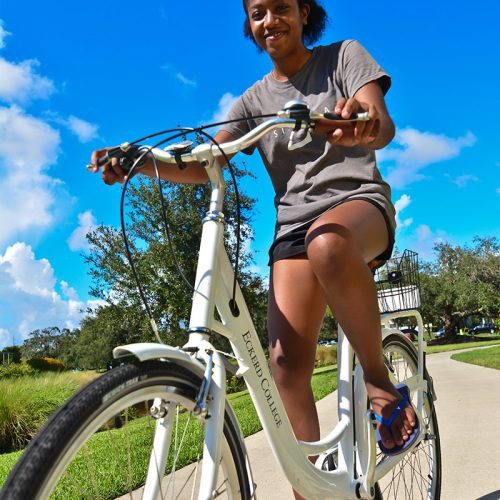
[251,10,265,21]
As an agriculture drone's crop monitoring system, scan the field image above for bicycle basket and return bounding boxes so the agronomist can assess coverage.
[375,249,420,313]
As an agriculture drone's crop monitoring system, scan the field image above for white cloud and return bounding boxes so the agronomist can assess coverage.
[66,115,99,142]
[176,72,197,87]
[0,57,55,104]
[60,280,79,301]
[0,105,60,171]
[410,224,448,261]
[211,92,238,124]
[44,112,99,143]
[452,174,478,188]
[0,105,65,245]
[161,63,197,87]
[0,20,11,49]
[0,328,10,347]
[378,128,476,189]
[68,211,97,252]
[0,243,99,347]
[394,194,413,229]
[0,242,56,296]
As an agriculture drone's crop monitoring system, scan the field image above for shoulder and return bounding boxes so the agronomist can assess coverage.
[312,40,358,57]
[337,39,367,58]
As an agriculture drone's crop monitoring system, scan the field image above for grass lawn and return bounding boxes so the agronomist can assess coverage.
[427,338,500,355]
[450,345,500,370]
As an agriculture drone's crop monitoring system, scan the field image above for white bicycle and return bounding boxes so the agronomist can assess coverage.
[0,102,441,499]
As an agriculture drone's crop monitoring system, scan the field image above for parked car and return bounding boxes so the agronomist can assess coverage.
[434,328,446,338]
[399,327,417,342]
[469,323,498,335]
[318,340,337,347]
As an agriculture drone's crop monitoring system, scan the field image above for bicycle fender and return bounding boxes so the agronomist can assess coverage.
[113,342,206,377]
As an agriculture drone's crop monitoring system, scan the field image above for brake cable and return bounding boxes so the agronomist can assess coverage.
[117,116,259,338]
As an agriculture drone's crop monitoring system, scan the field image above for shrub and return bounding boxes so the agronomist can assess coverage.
[0,363,35,379]
[0,372,83,452]
[26,357,65,372]
[315,345,337,368]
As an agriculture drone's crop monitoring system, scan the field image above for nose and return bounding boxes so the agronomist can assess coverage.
[263,10,279,28]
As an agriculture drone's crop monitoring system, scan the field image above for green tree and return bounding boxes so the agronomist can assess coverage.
[74,305,149,369]
[21,327,62,359]
[420,237,500,339]
[21,327,81,365]
[84,164,269,352]
[57,328,82,368]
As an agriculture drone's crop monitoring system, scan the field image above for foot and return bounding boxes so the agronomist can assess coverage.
[365,376,417,451]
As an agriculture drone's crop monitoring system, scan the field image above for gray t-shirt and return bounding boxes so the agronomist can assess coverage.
[221,40,396,240]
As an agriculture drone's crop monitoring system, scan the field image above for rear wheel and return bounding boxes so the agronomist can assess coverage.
[376,334,442,499]
[1,361,251,499]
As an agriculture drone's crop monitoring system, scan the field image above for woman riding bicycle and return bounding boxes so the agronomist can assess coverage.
[91,1,418,495]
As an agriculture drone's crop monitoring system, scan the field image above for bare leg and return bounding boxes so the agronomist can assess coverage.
[268,257,327,499]
[268,200,416,498]
[268,257,326,445]
[305,200,416,448]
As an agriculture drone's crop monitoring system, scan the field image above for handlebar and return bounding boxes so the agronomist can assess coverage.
[87,100,370,171]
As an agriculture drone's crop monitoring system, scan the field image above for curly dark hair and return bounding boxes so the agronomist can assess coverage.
[242,0,328,48]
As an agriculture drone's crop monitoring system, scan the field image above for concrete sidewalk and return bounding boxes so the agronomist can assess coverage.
[244,348,500,499]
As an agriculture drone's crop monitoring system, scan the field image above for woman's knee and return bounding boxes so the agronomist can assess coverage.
[268,340,315,389]
[305,225,357,273]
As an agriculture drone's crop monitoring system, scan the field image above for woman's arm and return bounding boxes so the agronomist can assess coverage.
[317,80,395,150]
[91,130,236,185]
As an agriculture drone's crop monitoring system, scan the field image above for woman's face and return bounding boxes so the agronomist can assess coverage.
[245,0,310,59]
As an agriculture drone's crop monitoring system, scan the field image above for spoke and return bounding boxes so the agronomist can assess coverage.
[172,458,198,500]
[167,406,193,496]
[213,477,229,497]
[189,453,202,500]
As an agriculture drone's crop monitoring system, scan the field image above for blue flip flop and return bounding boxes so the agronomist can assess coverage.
[374,384,420,456]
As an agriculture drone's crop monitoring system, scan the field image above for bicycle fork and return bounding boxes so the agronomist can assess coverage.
[141,344,227,500]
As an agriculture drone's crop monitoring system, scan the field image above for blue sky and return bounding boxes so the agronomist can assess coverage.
[0,0,498,348]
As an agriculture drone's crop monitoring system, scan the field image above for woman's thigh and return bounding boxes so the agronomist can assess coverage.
[268,257,327,383]
[305,199,390,266]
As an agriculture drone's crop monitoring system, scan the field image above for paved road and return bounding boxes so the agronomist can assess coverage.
[245,348,500,499]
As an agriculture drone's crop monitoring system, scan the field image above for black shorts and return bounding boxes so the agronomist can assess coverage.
[268,199,395,267]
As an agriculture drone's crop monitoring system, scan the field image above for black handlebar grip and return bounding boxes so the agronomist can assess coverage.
[324,111,368,121]
[323,112,344,121]
[323,111,369,121]
[96,154,111,168]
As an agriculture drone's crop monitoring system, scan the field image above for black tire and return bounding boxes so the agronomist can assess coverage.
[0,361,251,500]
[375,334,442,500]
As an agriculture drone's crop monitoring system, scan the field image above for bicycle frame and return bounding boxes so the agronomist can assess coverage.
[113,117,429,499]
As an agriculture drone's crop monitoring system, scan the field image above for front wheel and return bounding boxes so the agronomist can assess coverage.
[0,361,252,500]
[375,334,442,499]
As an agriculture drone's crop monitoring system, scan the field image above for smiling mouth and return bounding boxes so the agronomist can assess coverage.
[265,31,286,42]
